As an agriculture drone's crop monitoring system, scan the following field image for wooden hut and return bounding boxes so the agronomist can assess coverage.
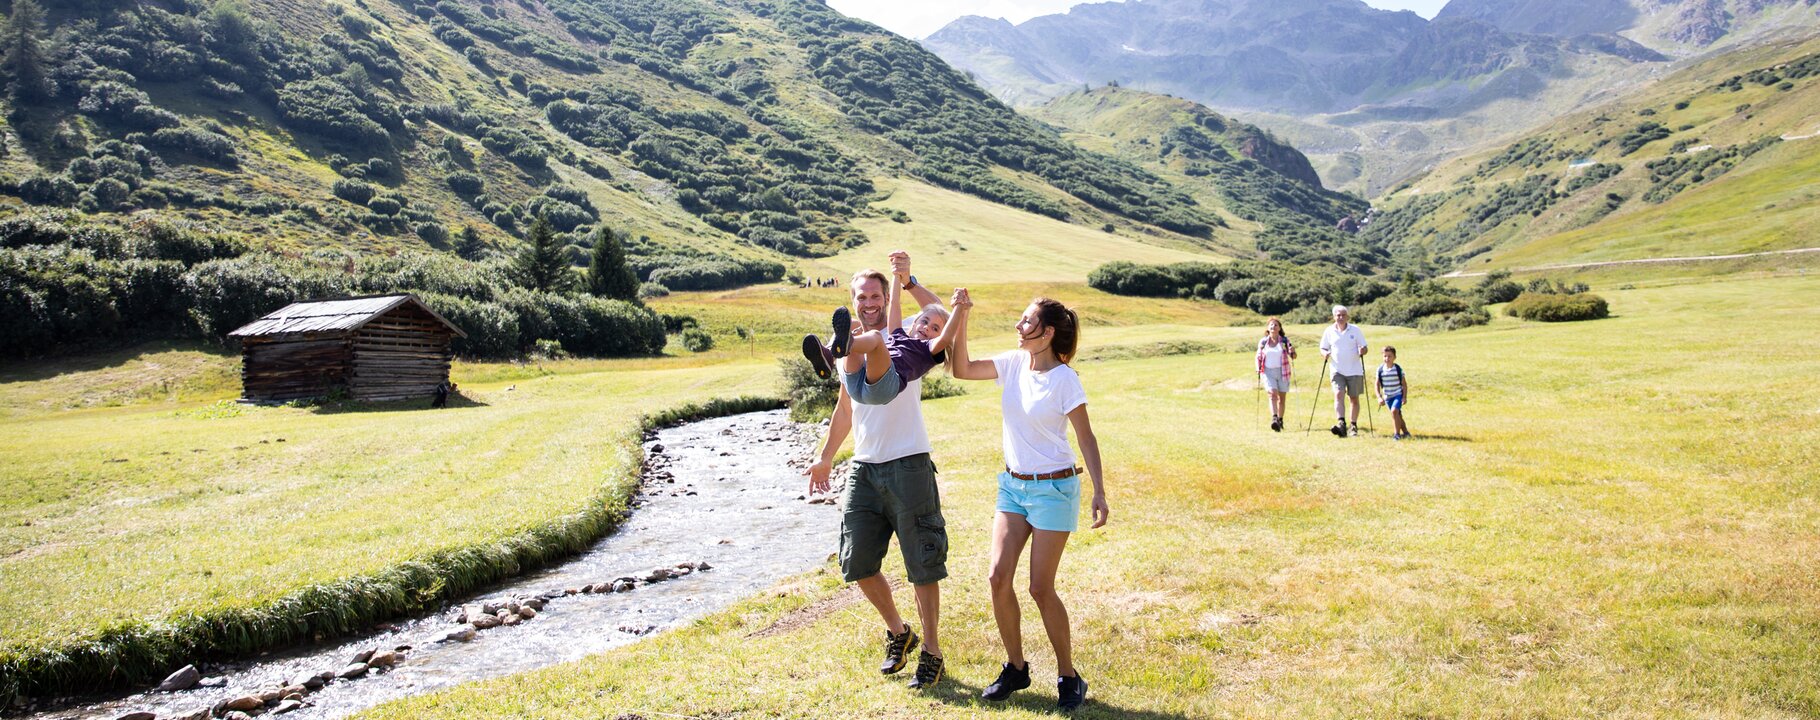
[228,294,466,403]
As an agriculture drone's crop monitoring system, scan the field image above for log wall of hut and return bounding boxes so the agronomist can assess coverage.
[240,336,353,402]
[349,304,455,401]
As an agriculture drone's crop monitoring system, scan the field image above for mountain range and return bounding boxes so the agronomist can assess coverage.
[4,0,1323,275]
[924,0,1820,194]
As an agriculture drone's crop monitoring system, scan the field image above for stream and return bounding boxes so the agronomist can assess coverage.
[30,409,835,720]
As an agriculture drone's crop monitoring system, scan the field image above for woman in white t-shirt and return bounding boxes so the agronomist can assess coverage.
[946,290,1107,711]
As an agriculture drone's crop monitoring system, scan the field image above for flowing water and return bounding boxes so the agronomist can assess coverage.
[31,410,835,720]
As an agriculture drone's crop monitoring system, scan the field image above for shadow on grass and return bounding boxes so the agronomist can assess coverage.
[0,340,236,384]
[306,392,489,414]
[1410,433,1473,442]
[924,676,1196,719]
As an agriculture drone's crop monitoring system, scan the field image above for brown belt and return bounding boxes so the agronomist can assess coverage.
[1007,466,1083,481]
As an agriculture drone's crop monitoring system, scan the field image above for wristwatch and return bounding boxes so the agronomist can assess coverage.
[903,274,919,290]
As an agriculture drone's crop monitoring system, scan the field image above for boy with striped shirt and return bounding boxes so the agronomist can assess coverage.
[1376,346,1411,440]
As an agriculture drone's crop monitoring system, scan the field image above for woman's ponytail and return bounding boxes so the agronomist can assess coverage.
[1033,298,1080,364]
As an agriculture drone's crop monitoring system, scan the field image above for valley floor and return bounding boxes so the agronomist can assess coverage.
[4,273,1819,718]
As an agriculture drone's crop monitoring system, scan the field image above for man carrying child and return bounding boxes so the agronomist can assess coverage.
[804,252,955,691]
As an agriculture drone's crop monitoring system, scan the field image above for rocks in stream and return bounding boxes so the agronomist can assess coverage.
[157,664,201,692]
[434,625,477,643]
[128,646,411,720]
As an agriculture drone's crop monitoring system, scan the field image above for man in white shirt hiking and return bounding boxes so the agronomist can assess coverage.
[805,251,951,690]
[1320,305,1368,437]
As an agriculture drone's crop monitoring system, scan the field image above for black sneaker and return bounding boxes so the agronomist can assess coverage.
[982,661,1030,701]
[802,335,835,379]
[1330,422,1346,437]
[1057,673,1088,711]
[907,650,944,689]
[1271,417,1282,432]
[1351,423,1361,436]
[828,306,853,358]
[880,623,918,675]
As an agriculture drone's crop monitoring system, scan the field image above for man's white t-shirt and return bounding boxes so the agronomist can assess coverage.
[1321,324,1368,376]
[850,376,931,463]
[992,350,1088,474]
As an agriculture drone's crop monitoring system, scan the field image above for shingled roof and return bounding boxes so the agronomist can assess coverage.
[227,294,467,339]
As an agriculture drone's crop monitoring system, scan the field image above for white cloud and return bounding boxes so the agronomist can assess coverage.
[828,0,1450,40]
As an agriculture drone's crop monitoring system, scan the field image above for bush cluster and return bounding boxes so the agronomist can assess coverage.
[1089,260,1390,316]
[0,212,666,359]
[1506,292,1609,322]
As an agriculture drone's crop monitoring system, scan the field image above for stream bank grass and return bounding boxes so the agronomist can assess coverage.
[360,273,1820,719]
[0,352,782,702]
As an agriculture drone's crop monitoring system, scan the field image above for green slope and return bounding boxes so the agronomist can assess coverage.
[0,0,1237,270]
[1364,32,1820,276]
[1031,87,1379,272]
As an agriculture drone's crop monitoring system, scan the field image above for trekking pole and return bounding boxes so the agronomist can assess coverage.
[1254,371,1261,430]
[1304,356,1328,434]
[1363,357,1376,435]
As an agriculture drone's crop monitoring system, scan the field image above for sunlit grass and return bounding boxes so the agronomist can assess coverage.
[360,274,1820,718]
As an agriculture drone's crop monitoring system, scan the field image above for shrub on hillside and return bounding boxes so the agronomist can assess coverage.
[1506,292,1609,322]
[1474,270,1523,305]
[332,179,376,205]
[446,171,484,195]
[1353,291,1469,327]
[145,127,238,165]
[645,258,784,291]
[1417,307,1491,334]
[680,327,714,352]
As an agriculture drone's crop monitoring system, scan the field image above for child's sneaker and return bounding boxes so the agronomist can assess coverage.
[828,306,853,358]
[801,335,836,379]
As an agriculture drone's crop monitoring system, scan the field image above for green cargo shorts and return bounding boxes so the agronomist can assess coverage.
[839,452,948,586]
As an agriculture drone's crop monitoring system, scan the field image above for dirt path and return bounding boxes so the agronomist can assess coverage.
[1443,247,1820,278]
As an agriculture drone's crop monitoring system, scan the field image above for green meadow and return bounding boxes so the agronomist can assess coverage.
[349,272,1820,719]
[6,268,1819,716]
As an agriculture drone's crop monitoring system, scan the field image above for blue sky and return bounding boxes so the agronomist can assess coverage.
[830,0,1452,39]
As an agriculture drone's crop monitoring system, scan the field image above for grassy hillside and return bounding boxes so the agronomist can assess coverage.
[1031,88,1378,271]
[1365,33,1820,276]
[356,271,1820,719]
[0,0,1231,261]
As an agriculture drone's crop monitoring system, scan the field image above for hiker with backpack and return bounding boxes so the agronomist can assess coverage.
[1377,346,1412,440]
[1256,318,1296,432]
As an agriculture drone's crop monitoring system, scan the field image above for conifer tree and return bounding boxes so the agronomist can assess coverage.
[513,215,572,292]
[585,225,637,301]
[455,224,485,261]
[2,0,52,104]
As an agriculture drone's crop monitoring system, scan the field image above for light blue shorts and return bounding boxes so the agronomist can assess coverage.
[996,471,1081,532]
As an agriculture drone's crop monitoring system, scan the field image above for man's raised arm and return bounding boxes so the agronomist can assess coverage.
[890,251,941,309]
